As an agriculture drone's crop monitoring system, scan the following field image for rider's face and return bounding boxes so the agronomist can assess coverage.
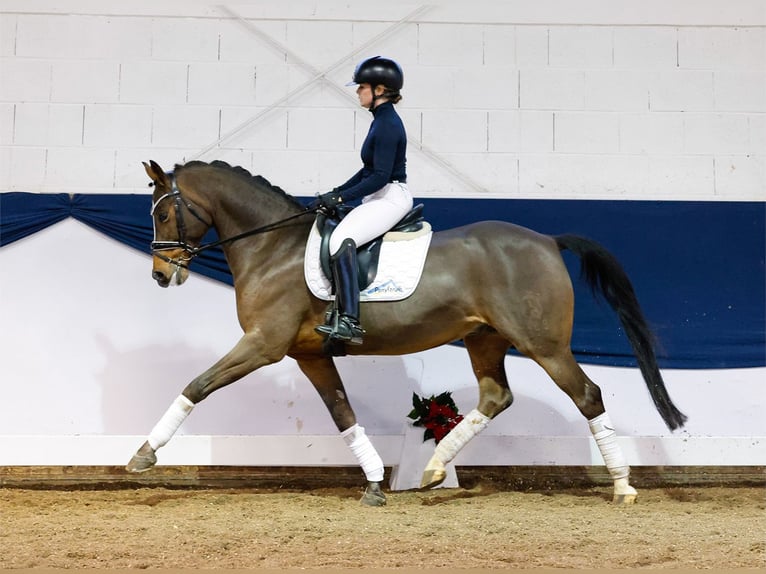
[356,83,374,108]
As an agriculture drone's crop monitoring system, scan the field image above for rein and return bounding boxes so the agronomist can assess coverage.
[189,210,314,256]
[150,173,316,266]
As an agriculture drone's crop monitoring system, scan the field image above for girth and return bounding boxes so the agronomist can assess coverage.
[316,203,425,290]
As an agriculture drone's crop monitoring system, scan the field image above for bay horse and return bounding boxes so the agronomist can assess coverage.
[127,160,687,505]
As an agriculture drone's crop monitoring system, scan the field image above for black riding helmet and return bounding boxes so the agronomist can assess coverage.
[347,56,404,90]
[347,56,403,109]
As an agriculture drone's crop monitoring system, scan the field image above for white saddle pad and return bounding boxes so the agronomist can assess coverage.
[304,221,433,302]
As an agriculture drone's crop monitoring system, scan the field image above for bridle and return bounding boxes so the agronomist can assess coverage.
[150,172,315,269]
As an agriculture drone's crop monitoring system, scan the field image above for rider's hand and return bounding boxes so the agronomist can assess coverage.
[309,190,343,212]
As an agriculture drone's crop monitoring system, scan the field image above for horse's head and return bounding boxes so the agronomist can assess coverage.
[144,160,212,288]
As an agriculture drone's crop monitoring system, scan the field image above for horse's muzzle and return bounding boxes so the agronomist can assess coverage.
[152,270,171,288]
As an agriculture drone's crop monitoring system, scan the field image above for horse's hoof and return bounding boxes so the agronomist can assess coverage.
[612,478,638,504]
[125,450,157,473]
[419,468,446,490]
[613,492,638,505]
[360,482,386,506]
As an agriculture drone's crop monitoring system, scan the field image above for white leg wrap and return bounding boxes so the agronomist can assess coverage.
[432,409,491,465]
[147,395,195,450]
[588,412,629,481]
[342,424,384,483]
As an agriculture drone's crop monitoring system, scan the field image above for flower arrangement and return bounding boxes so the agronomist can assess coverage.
[407,391,463,444]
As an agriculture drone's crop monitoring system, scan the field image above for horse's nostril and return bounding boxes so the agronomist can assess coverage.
[152,270,165,282]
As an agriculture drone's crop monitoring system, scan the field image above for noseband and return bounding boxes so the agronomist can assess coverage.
[150,172,315,269]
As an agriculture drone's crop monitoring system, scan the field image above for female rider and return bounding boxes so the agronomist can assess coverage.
[312,56,413,345]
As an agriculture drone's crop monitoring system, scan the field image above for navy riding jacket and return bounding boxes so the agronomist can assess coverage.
[335,101,407,203]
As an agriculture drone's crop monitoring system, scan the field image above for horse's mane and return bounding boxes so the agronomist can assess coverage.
[177,160,305,209]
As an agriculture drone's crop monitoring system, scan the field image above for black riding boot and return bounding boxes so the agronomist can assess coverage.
[315,239,364,345]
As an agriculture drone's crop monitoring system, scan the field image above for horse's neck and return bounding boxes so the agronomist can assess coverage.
[205,179,308,272]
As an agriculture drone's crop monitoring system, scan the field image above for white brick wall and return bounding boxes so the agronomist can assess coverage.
[0,2,763,199]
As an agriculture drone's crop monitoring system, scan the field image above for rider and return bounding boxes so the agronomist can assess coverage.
[311,56,413,345]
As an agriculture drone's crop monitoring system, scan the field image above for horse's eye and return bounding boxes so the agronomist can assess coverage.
[158,212,169,223]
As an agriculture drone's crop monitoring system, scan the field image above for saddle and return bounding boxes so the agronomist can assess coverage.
[316,204,425,291]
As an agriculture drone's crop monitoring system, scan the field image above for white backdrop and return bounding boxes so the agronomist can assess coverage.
[0,219,763,471]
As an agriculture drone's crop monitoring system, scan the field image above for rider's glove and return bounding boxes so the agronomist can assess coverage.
[308,190,343,212]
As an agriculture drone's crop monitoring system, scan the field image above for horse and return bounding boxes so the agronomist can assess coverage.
[127,159,687,506]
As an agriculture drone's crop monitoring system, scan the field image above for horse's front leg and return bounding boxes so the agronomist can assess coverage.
[296,356,386,507]
[126,332,279,473]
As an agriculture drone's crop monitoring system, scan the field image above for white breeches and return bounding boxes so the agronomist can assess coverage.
[329,182,413,255]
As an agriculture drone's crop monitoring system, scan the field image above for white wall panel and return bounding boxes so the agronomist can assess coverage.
[0,13,15,56]
[520,154,649,197]
[119,61,189,105]
[151,104,220,147]
[14,103,83,147]
[554,112,620,154]
[488,111,553,154]
[218,19,287,65]
[714,155,765,198]
[0,59,51,102]
[612,27,677,69]
[350,21,419,65]
[50,61,120,104]
[0,4,763,198]
[548,26,613,68]
[188,63,256,105]
[750,115,766,152]
[16,15,151,60]
[5,147,47,189]
[520,69,585,111]
[45,147,114,189]
[648,70,714,112]
[482,25,516,66]
[619,113,684,154]
[682,114,752,155]
[285,21,353,69]
[646,156,714,197]
[150,17,220,61]
[441,152,518,194]
[678,27,766,70]
[421,110,487,153]
[453,65,518,110]
[0,148,9,188]
[287,108,354,151]
[250,149,321,192]
[583,70,650,111]
[714,72,766,113]
[115,147,213,190]
[398,65,455,109]
[514,26,549,68]
[0,104,13,145]
[84,104,153,148]
[418,23,484,66]
[219,107,287,151]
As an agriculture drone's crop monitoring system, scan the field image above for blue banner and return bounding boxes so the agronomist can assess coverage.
[1,192,763,369]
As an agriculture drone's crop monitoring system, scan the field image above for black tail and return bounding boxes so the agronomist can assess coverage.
[555,234,687,431]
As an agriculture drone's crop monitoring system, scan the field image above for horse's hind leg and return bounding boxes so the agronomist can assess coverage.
[536,349,638,504]
[421,331,513,489]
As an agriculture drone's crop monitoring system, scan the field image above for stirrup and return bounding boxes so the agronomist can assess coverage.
[315,315,364,345]
[334,315,364,345]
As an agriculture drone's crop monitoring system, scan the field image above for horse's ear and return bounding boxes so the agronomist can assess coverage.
[143,160,170,188]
